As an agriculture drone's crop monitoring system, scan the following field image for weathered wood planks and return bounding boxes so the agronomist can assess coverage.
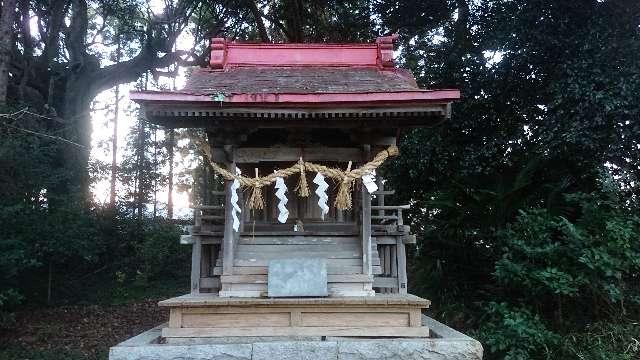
[160,293,430,338]
[163,326,430,338]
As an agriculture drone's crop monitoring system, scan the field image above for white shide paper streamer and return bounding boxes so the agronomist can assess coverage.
[313,172,330,220]
[230,167,242,232]
[274,176,289,223]
[361,170,378,194]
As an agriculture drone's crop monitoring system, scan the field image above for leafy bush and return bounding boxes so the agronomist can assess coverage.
[495,190,640,322]
[137,220,189,279]
[473,185,640,359]
[476,302,560,360]
[556,321,640,360]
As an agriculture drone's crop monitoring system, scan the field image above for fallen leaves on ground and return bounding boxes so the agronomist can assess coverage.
[0,300,167,359]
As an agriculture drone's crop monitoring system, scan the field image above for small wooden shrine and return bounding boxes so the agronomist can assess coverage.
[130,35,459,339]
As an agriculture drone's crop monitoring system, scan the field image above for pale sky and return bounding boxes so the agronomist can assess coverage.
[89,4,195,217]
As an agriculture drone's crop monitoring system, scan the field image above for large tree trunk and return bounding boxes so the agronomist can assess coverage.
[152,128,158,218]
[283,0,305,42]
[247,0,269,42]
[110,83,119,206]
[57,74,96,200]
[444,0,473,86]
[167,129,175,219]
[136,118,144,220]
[17,0,30,102]
[110,36,121,207]
[0,0,17,104]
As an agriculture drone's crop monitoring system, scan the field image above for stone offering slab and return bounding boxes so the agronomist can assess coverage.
[268,258,328,297]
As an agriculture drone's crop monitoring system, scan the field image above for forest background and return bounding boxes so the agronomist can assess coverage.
[0,0,639,359]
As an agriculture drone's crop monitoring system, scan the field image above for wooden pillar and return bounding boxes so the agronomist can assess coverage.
[190,237,201,294]
[377,178,385,217]
[194,208,201,228]
[396,238,407,294]
[361,145,372,275]
[390,245,398,293]
[201,244,211,278]
[396,209,407,294]
[222,145,236,276]
[239,188,245,233]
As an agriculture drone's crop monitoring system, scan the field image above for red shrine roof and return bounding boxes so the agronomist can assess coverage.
[182,67,420,95]
[130,36,459,107]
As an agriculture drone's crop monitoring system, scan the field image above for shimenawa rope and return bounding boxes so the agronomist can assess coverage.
[197,139,398,210]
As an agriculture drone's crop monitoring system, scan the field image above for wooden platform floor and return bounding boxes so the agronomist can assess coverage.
[159,294,431,338]
[158,293,430,308]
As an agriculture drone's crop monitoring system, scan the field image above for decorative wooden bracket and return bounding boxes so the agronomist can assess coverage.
[210,38,227,69]
[376,34,399,68]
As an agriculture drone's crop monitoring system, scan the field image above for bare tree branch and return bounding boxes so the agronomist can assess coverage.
[246,0,270,42]
[0,0,17,103]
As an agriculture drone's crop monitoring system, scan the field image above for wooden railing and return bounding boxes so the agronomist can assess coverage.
[370,180,414,294]
[187,193,225,295]
[184,180,416,296]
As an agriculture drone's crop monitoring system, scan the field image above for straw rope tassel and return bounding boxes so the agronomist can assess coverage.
[248,168,265,209]
[335,161,354,210]
[294,157,310,197]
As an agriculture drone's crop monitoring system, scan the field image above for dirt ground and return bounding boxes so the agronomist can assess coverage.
[0,300,168,359]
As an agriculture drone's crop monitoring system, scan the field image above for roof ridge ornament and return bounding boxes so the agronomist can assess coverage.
[376,34,399,68]
[209,38,227,69]
[207,35,398,70]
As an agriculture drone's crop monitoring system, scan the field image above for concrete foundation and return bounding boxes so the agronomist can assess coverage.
[109,316,483,360]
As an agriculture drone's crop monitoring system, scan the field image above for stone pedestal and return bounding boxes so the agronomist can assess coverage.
[109,316,483,360]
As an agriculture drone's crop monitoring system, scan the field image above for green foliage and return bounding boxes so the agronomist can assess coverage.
[476,303,560,360]
[495,189,640,320]
[106,277,189,305]
[137,221,189,279]
[383,1,640,358]
[556,322,640,360]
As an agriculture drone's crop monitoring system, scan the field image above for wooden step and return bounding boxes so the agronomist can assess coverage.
[372,224,410,233]
[201,215,225,220]
[220,274,373,284]
[239,230,359,236]
[238,236,359,246]
[236,244,361,252]
[190,231,224,237]
[220,281,373,295]
[215,255,380,267]
[371,215,399,220]
[213,265,382,276]
[371,190,395,195]
[193,205,224,210]
[371,205,410,210]
[237,251,362,260]
[232,258,378,267]
[214,257,381,267]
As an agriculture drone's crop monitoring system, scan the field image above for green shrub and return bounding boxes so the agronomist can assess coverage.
[475,302,560,360]
[137,220,189,279]
[494,190,640,322]
[556,321,640,360]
